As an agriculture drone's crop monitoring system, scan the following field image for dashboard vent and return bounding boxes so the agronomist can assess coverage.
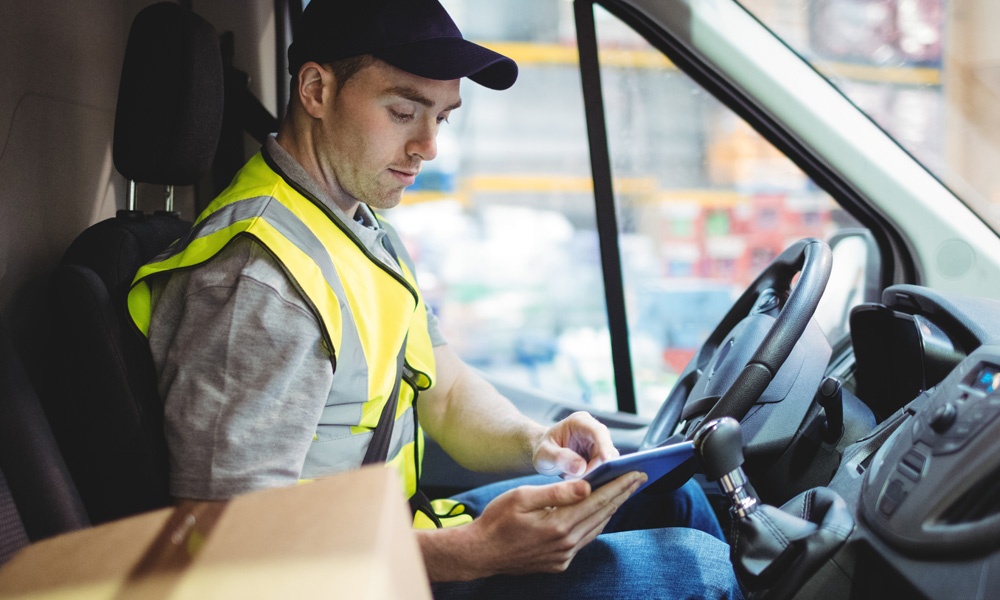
[938,464,1000,524]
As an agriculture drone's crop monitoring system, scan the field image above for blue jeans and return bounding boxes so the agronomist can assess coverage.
[431,476,742,600]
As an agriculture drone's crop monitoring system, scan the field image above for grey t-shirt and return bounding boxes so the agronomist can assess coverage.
[147,135,446,500]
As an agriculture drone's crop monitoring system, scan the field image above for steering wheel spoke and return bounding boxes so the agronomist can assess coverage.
[641,238,832,451]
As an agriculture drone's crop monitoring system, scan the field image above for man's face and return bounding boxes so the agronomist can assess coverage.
[316,60,461,210]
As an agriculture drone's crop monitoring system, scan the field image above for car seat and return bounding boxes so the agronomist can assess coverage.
[0,324,89,565]
[43,2,224,524]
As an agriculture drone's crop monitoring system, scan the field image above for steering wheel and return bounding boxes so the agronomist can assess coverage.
[640,238,833,450]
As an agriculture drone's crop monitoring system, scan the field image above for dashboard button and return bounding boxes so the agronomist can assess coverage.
[879,495,900,517]
[898,449,926,481]
[897,464,920,482]
[929,403,958,433]
[885,478,908,502]
[879,478,909,517]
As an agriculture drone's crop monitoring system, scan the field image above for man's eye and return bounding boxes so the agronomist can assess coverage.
[390,110,414,122]
[437,114,451,125]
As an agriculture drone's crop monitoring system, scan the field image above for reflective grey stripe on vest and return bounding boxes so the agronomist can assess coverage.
[168,196,412,478]
[300,405,416,479]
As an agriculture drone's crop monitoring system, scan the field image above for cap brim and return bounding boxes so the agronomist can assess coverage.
[374,38,518,91]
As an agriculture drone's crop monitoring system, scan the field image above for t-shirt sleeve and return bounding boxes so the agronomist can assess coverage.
[424,304,447,347]
[148,238,332,500]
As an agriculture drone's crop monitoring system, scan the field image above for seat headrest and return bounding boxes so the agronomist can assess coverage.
[113,2,223,186]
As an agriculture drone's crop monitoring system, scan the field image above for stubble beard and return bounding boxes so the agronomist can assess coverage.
[364,161,420,210]
[352,174,407,211]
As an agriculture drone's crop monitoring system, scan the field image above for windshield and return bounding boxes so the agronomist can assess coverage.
[740,0,1000,233]
[380,0,869,416]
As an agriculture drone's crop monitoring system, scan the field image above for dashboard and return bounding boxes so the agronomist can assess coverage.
[814,285,1000,599]
[863,348,1000,555]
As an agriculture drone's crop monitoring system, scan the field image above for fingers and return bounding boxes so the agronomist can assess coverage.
[573,471,645,540]
[547,445,588,478]
[533,411,621,478]
[517,471,643,532]
[537,471,646,566]
[560,411,618,460]
[515,479,591,511]
[472,473,645,577]
[583,446,619,474]
[572,412,619,464]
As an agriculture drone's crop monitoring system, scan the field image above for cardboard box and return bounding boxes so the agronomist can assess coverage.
[0,466,430,599]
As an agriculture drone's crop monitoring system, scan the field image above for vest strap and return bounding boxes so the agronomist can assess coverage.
[362,334,408,465]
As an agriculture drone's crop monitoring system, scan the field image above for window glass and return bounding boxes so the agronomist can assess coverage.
[740,0,1000,231]
[593,5,861,416]
[383,0,865,416]
[382,1,618,411]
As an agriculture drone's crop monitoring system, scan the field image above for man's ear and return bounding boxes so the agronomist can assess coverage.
[296,62,330,119]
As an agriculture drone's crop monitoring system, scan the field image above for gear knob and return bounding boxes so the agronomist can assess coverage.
[694,417,758,519]
[693,416,745,480]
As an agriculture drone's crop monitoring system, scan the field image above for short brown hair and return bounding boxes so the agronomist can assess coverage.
[327,55,376,93]
[289,54,376,106]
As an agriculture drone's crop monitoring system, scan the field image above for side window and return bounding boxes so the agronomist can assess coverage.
[384,0,863,416]
[592,5,861,415]
[383,1,618,410]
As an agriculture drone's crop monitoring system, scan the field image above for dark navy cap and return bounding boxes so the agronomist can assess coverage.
[287,0,518,90]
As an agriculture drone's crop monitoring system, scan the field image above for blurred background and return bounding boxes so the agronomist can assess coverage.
[377,0,994,416]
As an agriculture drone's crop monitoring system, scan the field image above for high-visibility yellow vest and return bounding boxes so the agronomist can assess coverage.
[127,151,443,509]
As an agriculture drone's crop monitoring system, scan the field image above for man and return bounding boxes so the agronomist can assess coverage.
[128,0,740,597]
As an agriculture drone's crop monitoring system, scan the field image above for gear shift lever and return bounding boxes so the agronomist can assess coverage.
[694,417,855,599]
[694,416,758,519]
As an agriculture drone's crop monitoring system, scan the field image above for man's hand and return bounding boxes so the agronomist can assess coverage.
[421,471,647,581]
[533,411,620,478]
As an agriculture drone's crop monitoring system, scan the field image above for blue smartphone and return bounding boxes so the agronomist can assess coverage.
[583,440,695,494]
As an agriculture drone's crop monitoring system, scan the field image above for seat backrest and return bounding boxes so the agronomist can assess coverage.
[47,220,192,523]
[0,324,89,565]
[42,2,223,524]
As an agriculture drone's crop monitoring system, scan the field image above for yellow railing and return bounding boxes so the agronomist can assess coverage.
[480,41,941,86]
[402,175,749,208]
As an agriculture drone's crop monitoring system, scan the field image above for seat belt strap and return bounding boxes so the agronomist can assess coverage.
[362,335,408,465]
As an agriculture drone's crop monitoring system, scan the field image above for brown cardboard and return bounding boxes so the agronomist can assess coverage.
[0,466,430,599]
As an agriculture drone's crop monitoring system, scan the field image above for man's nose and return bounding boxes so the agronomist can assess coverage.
[406,123,438,161]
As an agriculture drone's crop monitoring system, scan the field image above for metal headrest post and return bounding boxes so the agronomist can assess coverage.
[127,180,137,212]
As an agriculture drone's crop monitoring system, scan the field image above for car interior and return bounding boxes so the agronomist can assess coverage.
[2,0,1000,598]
